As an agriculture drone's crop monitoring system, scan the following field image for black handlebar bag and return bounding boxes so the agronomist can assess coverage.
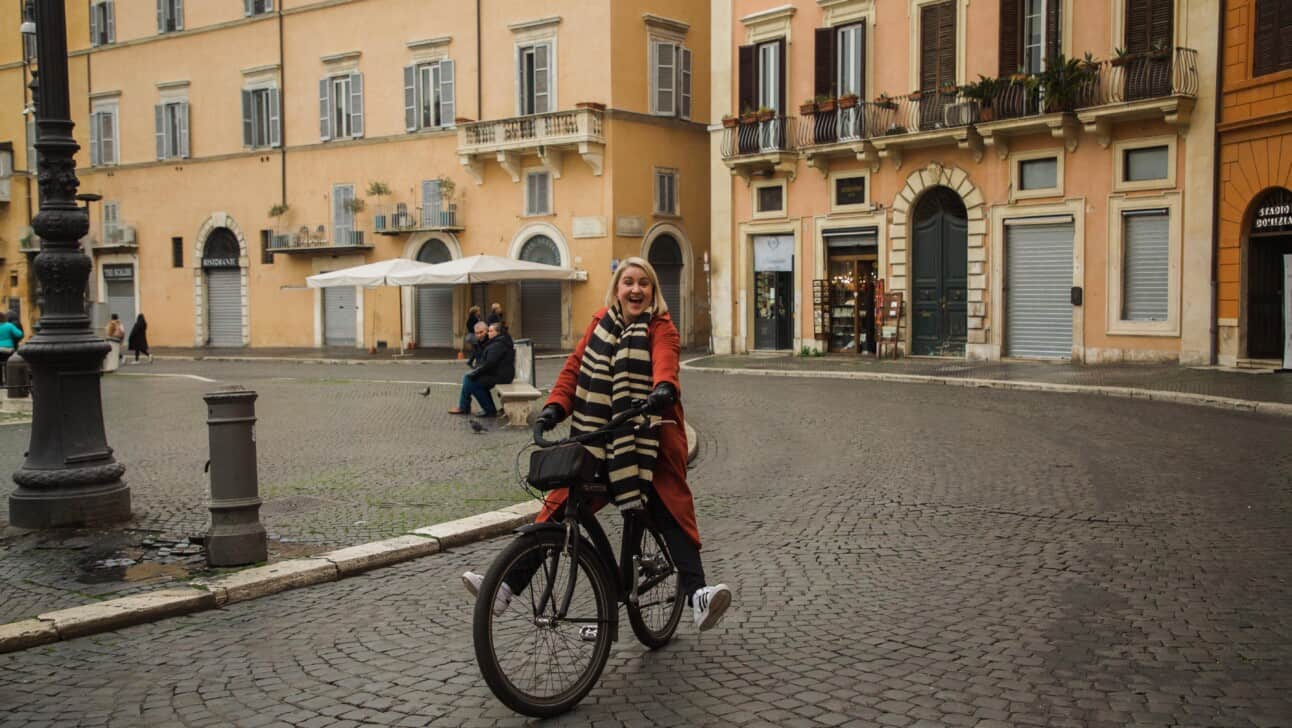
[526,443,600,491]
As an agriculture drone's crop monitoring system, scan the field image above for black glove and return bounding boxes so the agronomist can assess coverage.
[536,404,564,431]
[644,382,677,414]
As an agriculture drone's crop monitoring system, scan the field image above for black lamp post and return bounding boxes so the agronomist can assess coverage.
[9,2,130,528]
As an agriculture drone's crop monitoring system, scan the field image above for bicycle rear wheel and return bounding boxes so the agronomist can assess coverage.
[626,523,684,649]
[473,530,614,718]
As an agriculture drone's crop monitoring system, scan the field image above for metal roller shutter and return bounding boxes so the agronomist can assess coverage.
[105,279,137,342]
[520,281,562,349]
[656,264,682,335]
[206,269,242,346]
[1122,211,1170,322]
[323,285,357,346]
[416,285,454,348]
[1005,220,1073,359]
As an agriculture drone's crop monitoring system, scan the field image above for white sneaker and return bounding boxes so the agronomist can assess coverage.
[462,571,512,616]
[691,584,732,631]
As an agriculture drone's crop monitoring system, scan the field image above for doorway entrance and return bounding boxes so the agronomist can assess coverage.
[911,187,968,355]
[1247,188,1292,360]
[415,239,454,349]
[648,234,685,336]
[202,228,242,347]
[753,234,794,350]
[825,229,878,354]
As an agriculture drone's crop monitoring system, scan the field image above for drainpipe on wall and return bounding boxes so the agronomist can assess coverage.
[1210,0,1226,365]
[476,0,482,121]
[278,6,287,207]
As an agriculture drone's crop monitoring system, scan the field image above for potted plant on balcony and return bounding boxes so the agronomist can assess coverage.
[908,89,924,102]
[874,93,898,110]
[756,106,775,122]
[367,181,391,232]
[800,98,818,115]
[1039,54,1096,113]
[960,75,998,122]
[740,107,759,124]
[837,92,859,109]
[1110,47,1133,67]
[940,82,960,97]
[722,114,739,129]
[816,94,837,112]
[1149,39,1171,60]
[268,203,291,243]
[343,197,367,245]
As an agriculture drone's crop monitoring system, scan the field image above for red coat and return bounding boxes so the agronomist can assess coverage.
[537,308,701,549]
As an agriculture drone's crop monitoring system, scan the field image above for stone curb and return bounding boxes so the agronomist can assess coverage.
[680,360,1292,419]
[153,353,571,366]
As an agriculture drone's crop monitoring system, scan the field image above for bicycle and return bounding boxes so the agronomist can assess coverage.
[471,401,685,718]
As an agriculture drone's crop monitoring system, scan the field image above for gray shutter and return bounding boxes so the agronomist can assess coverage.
[421,179,442,226]
[106,1,115,42]
[403,65,417,131]
[268,88,281,147]
[1005,221,1074,359]
[333,185,353,243]
[416,286,455,348]
[1122,211,1170,321]
[241,90,253,146]
[90,5,100,45]
[534,43,550,113]
[179,102,190,158]
[323,286,357,346]
[206,269,243,346]
[319,78,331,140]
[520,281,562,348]
[244,0,254,16]
[157,0,164,32]
[174,0,183,30]
[101,111,115,164]
[155,105,166,159]
[656,42,675,115]
[679,47,693,119]
[439,59,455,127]
[90,112,102,166]
[350,72,364,138]
[105,279,137,343]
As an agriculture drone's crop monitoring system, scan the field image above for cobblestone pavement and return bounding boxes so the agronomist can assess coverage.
[2,371,1290,727]
[691,354,1292,405]
[0,358,571,624]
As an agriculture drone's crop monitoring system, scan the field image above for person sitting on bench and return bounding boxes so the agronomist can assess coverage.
[449,322,514,416]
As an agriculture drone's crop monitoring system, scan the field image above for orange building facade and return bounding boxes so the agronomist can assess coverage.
[708,0,1220,364]
[1215,0,1292,366]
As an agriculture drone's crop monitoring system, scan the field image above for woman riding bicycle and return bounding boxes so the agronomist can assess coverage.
[464,256,732,631]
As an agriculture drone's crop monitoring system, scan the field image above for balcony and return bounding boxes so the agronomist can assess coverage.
[268,228,373,257]
[1076,47,1199,147]
[796,104,880,175]
[862,91,983,170]
[373,201,463,236]
[975,81,1082,159]
[457,108,605,184]
[90,224,138,253]
[720,115,799,181]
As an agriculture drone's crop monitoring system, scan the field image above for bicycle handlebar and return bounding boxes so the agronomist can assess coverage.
[532,400,653,448]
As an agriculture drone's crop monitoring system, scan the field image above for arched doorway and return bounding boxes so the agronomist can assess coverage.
[518,234,563,349]
[415,239,454,349]
[648,234,684,335]
[911,187,968,356]
[202,228,242,347]
[1246,187,1292,360]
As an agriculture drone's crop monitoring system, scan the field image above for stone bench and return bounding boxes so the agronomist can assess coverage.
[496,382,543,428]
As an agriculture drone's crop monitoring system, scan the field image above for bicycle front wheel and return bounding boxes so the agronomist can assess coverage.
[472,530,614,718]
[626,523,684,649]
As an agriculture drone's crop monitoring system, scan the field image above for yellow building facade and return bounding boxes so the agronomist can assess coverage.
[708,0,1219,363]
[4,0,711,351]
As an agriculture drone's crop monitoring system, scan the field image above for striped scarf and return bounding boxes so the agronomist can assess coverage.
[571,304,658,510]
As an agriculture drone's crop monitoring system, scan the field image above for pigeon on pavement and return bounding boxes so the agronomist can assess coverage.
[418,387,431,397]
[469,419,487,434]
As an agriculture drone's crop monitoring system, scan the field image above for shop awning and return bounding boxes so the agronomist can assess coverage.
[386,254,584,286]
[305,258,441,288]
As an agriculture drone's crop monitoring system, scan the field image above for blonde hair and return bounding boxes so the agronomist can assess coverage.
[605,256,668,314]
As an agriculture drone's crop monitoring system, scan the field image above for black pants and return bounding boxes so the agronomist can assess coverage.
[504,494,706,600]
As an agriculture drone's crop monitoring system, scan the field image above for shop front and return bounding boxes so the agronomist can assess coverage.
[1246,188,1292,361]
[823,228,878,354]
[752,234,794,350]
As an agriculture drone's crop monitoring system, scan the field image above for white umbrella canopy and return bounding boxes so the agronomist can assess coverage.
[386,254,581,286]
[305,258,440,288]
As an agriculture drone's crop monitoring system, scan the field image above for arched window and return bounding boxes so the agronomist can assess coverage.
[519,235,561,266]
[416,238,452,264]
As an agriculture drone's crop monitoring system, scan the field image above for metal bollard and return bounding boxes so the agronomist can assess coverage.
[204,387,267,566]
[5,352,30,399]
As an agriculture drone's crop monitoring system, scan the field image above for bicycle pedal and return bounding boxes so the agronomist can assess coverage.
[579,625,599,642]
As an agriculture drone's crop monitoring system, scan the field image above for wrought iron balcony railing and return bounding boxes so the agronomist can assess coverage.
[373,202,461,235]
[268,229,371,254]
[1078,47,1199,108]
[720,115,798,158]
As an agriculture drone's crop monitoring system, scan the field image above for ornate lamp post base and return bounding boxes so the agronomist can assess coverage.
[8,481,131,529]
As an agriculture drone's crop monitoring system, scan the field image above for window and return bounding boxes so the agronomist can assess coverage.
[260,230,273,264]
[157,0,183,33]
[1020,157,1056,189]
[830,172,869,211]
[241,87,281,148]
[1113,137,1175,192]
[651,41,693,118]
[0,149,11,178]
[1253,0,1292,77]
[102,201,121,242]
[90,1,115,47]
[1124,146,1167,181]
[320,73,363,141]
[404,60,455,131]
[244,0,273,16]
[21,2,36,60]
[654,169,678,216]
[172,237,184,268]
[89,104,119,167]
[753,180,786,217]
[999,0,1061,75]
[518,42,553,114]
[421,179,446,226]
[155,100,189,160]
[524,171,552,216]
[332,184,356,244]
[1124,0,1173,55]
[738,38,785,115]
[1121,210,1169,322]
[919,1,957,92]
[813,21,867,101]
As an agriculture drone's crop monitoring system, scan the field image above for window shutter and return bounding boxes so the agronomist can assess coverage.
[655,172,665,213]
[679,47,693,119]
[534,43,550,113]
[1149,0,1172,49]
[241,90,253,146]
[538,174,550,214]
[814,27,835,98]
[350,72,364,138]
[857,23,868,99]
[174,0,183,30]
[319,78,331,140]
[655,42,676,115]
[525,174,536,214]
[404,65,417,130]
[738,44,756,113]
[1045,0,1062,64]
[102,111,115,164]
[1254,0,1280,76]
[776,38,787,113]
[245,0,253,16]
[106,1,115,42]
[1122,210,1170,321]
[920,4,940,91]
[157,0,164,32]
[180,102,190,158]
[91,6,100,45]
[1281,0,1292,72]
[268,88,281,147]
[439,59,455,127]
[155,105,166,159]
[939,2,956,87]
[421,179,442,225]
[998,0,1021,76]
[90,113,102,166]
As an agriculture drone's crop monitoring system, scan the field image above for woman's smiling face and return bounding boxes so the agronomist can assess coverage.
[616,265,654,318]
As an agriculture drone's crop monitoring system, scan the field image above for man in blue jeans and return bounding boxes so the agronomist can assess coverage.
[449,322,514,416]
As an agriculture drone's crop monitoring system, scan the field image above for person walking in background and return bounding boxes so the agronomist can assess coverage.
[0,312,23,385]
[127,313,151,364]
[449,321,513,416]
[485,302,504,326]
[104,314,126,372]
[464,305,483,353]
[467,321,489,367]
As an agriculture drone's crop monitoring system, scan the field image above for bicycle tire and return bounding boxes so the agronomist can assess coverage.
[626,524,684,649]
[473,530,614,718]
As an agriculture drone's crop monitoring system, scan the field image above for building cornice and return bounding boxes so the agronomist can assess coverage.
[643,14,690,35]
[508,16,562,33]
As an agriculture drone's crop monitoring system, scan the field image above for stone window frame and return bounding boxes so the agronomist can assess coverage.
[1105,191,1182,337]
[1009,147,1065,201]
[752,178,788,219]
[906,0,969,90]
[828,169,871,214]
[1112,135,1177,193]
